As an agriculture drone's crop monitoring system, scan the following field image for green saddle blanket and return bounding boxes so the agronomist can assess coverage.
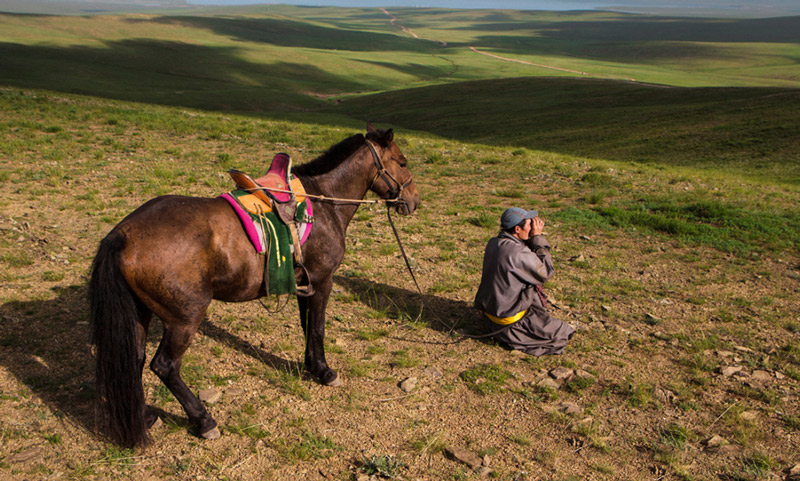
[220,188,299,296]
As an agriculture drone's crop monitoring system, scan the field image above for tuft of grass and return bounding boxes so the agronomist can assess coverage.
[510,434,531,446]
[460,364,513,395]
[226,410,270,440]
[660,423,690,449]
[43,432,63,445]
[410,433,446,456]
[266,368,311,401]
[742,452,772,479]
[98,446,137,469]
[564,375,596,393]
[467,212,497,229]
[359,454,407,479]
[355,327,389,341]
[390,350,420,369]
[622,380,655,409]
[276,430,339,461]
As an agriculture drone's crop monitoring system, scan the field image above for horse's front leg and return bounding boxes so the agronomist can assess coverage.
[297,277,340,386]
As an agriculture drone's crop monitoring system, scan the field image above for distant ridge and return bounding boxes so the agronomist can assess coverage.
[0,0,189,15]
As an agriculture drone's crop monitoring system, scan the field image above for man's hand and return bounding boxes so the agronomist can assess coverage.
[531,216,544,236]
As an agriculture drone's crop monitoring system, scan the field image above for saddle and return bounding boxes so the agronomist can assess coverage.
[228,153,314,297]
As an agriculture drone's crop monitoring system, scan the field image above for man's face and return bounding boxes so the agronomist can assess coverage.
[515,218,532,241]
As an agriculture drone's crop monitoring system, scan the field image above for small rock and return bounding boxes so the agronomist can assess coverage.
[645,312,660,322]
[198,388,221,404]
[786,464,800,481]
[570,254,586,262]
[558,402,582,415]
[578,416,594,425]
[579,235,591,241]
[720,366,743,377]
[478,466,494,477]
[654,387,676,404]
[717,350,735,358]
[574,369,594,379]
[570,321,589,331]
[775,371,786,380]
[6,447,43,463]
[399,377,417,393]
[549,367,573,380]
[601,305,611,312]
[537,377,560,390]
[424,366,443,378]
[734,345,755,353]
[751,370,772,382]
[589,321,606,331]
[445,446,483,470]
[702,435,729,451]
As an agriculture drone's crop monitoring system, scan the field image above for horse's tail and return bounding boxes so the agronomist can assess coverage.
[89,231,150,448]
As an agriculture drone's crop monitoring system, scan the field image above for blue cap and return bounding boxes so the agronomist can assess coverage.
[500,207,538,230]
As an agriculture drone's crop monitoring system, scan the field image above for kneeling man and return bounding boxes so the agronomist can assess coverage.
[474,207,575,356]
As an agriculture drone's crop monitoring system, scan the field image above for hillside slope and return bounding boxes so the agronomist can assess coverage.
[331,76,800,183]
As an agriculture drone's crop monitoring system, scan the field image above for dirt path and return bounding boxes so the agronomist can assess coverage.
[469,46,589,75]
[469,46,640,82]
[381,8,447,46]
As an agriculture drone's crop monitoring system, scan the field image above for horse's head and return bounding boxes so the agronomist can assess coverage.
[365,124,420,215]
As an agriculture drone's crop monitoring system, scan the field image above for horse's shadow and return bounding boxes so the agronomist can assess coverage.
[0,285,302,438]
[0,285,97,433]
[0,276,486,438]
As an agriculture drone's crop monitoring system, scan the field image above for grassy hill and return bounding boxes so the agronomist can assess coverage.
[1,5,799,481]
[1,6,798,180]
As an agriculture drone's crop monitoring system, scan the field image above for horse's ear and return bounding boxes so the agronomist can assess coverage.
[366,122,377,133]
[382,129,394,144]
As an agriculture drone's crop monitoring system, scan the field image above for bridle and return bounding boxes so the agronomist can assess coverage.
[365,139,413,205]
[364,139,421,295]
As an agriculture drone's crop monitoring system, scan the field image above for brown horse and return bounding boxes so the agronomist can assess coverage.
[89,125,419,448]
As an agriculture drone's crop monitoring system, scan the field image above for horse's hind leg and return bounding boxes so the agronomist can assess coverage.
[133,308,161,430]
[149,315,219,439]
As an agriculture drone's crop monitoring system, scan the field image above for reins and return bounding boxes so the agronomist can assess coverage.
[246,140,498,344]
[242,186,398,206]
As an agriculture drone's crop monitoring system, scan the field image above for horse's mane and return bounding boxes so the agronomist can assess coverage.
[292,133,366,178]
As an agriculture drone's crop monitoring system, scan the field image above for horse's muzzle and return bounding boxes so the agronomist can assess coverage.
[394,190,420,215]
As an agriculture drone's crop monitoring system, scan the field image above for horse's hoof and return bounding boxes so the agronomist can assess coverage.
[201,427,221,440]
[149,416,163,430]
[325,373,343,387]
